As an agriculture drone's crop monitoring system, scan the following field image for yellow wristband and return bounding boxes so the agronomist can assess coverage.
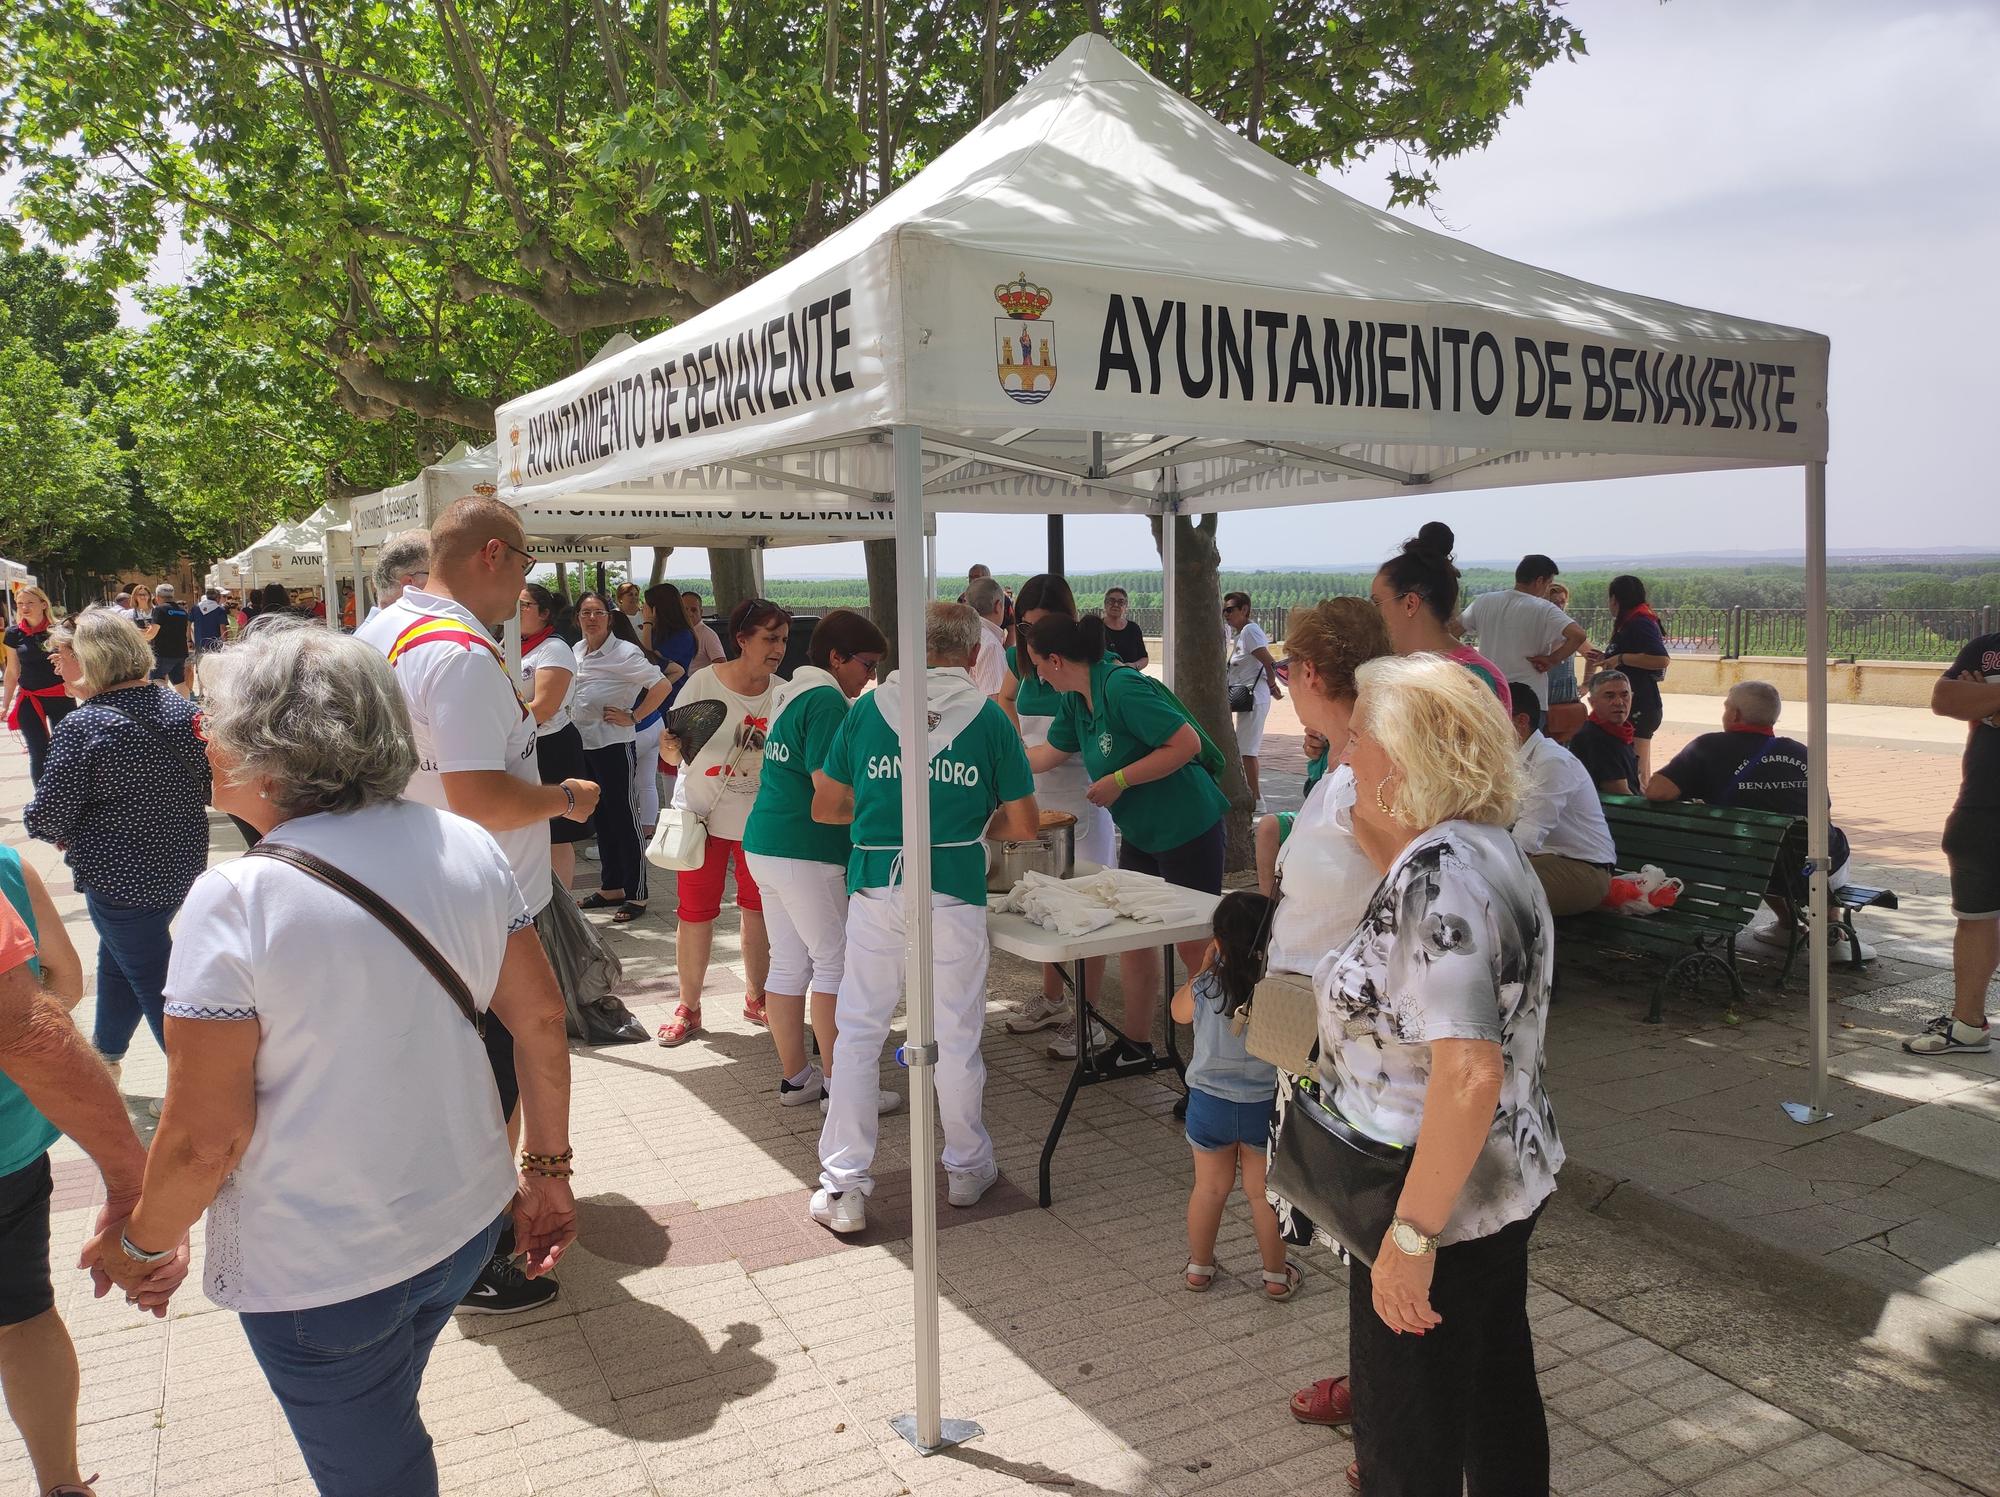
[1113,769,1130,791]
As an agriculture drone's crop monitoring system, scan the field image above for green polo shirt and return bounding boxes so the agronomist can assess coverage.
[1006,645,1068,719]
[742,684,853,867]
[1045,659,1228,854]
[820,692,1035,906]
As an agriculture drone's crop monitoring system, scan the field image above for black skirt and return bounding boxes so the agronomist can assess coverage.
[535,721,595,844]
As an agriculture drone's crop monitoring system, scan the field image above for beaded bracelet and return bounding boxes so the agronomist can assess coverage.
[520,1149,574,1168]
[523,1163,574,1180]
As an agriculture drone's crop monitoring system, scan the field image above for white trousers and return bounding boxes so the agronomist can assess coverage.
[1233,683,1274,757]
[633,719,665,830]
[744,852,848,996]
[819,889,993,1196]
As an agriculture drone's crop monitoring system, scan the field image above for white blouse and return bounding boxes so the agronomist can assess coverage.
[519,636,578,738]
[571,636,667,750]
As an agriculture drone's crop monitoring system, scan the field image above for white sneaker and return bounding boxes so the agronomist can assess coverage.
[1005,993,1070,1034]
[1046,1017,1113,1061]
[778,1065,825,1107]
[1750,921,1798,949]
[947,1163,1000,1208]
[581,844,601,861]
[809,1186,866,1234]
[146,1096,163,1119]
[818,1083,903,1115]
[1902,1015,1991,1055]
[1830,928,1877,961]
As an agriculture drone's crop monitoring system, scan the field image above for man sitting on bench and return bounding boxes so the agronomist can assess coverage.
[1509,683,1617,915]
[1645,681,1861,956]
[1567,670,1640,794]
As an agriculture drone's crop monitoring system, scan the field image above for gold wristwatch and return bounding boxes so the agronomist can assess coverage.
[1389,1218,1441,1258]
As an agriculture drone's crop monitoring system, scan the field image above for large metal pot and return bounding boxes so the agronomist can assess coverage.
[987,812,1077,892]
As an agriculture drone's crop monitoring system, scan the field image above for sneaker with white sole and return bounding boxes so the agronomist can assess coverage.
[947,1163,1000,1208]
[1749,921,1798,949]
[1046,1017,1113,1061]
[810,1186,866,1234]
[1902,1015,1991,1055]
[778,1065,825,1107]
[819,1083,903,1115]
[1829,929,1877,961]
[456,1252,560,1315]
[1006,993,1070,1034]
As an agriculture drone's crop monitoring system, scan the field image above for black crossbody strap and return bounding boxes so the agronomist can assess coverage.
[246,844,484,1035]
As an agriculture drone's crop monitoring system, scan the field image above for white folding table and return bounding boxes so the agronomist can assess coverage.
[987,889,1221,1206]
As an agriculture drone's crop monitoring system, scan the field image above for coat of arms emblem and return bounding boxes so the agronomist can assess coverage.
[995,272,1055,405]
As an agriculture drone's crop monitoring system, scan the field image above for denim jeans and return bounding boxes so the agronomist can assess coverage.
[239,1214,505,1497]
[85,893,177,1062]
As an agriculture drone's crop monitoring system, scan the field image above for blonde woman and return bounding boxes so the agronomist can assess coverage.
[1310,653,1559,1495]
[2,587,72,784]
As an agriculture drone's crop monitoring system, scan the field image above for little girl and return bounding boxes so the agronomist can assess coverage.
[1171,890,1301,1299]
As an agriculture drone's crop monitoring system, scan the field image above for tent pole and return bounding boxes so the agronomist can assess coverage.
[353,545,369,627]
[888,425,976,1456]
[321,549,339,631]
[1160,498,1178,690]
[1784,460,1832,1126]
[926,534,938,601]
[1047,515,1065,575]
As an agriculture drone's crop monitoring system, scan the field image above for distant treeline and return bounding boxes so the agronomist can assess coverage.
[677,560,2000,614]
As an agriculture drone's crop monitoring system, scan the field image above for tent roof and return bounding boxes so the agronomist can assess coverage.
[497,33,1827,518]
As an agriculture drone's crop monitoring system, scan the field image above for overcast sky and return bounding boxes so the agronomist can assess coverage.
[735,0,1998,582]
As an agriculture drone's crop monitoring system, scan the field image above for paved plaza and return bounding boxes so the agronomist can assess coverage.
[2,696,1994,1497]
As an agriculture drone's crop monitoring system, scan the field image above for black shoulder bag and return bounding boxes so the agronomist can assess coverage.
[246,844,484,1036]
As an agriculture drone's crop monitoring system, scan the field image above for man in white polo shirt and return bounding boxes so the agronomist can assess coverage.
[356,495,599,1313]
[1508,681,1617,915]
[1461,554,1589,706]
[965,574,1010,700]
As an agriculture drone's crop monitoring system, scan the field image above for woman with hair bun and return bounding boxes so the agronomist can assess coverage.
[1369,521,1511,713]
[1027,612,1228,1075]
[519,584,589,894]
[997,574,1117,1041]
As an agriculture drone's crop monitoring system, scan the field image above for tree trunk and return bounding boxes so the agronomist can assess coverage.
[863,537,900,679]
[648,546,672,586]
[710,548,758,624]
[1151,511,1253,871]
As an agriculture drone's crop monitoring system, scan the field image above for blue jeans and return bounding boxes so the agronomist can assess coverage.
[85,893,177,1061]
[239,1215,505,1497]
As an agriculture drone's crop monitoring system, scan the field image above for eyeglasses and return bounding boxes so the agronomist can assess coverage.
[497,539,537,574]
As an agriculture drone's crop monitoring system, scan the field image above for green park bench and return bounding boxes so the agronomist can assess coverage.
[1561,795,1796,1024]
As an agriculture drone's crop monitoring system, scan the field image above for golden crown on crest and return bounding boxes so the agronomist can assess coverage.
[994,272,1052,320]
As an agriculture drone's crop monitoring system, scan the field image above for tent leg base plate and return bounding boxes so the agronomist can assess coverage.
[1780,1101,1831,1125]
[890,1415,983,1456]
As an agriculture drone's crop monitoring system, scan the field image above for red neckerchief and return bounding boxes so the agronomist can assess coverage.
[12,619,48,639]
[1589,712,1637,746]
[521,626,556,654]
[1619,602,1662,626]
[1732,724,1775,738]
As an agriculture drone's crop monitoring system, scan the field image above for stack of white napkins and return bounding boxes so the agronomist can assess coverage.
[994,868,1208,936]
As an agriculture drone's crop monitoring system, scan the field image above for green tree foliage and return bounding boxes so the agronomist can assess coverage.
[0,308,128,567]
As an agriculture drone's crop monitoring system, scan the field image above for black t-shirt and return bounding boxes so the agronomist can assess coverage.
[1102,619,1148,665]
[150,604,190,657]
[3,626,59,692]
[1658,730,1849,869]
[1943,633,2000,810]
[1567,721,1639,791]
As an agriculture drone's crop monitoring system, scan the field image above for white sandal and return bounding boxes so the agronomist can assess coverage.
[1184,1261,1219,1292]
[1262,1260,1304,1301]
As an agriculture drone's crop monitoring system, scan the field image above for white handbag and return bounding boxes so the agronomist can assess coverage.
[644,719,752,872]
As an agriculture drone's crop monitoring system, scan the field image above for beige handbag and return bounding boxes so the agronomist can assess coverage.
[1240,877,1322,1077]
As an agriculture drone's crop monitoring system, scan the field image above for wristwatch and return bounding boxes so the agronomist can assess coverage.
[119,1230,175,1265]
[1389,1217,1441,1258]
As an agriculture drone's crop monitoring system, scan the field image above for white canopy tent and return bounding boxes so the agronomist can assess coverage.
[497,34,1833,1451]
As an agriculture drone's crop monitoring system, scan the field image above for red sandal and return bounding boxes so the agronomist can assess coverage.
[1291,1374,1353,1427]
[742,993,768,1027]
[656,1004,702,1047]
[1347,1459,1361,1491]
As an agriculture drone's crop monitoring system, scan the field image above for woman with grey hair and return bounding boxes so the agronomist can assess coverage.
[25,608,208,1093]
[81,620,577,1497]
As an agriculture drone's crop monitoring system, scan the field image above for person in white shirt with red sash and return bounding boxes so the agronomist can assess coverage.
[356,496,600,1315]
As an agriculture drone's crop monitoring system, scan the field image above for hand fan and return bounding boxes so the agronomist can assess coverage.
[665,700,730,761]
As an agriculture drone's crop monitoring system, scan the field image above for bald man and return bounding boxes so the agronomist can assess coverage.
[355,495,592,1314]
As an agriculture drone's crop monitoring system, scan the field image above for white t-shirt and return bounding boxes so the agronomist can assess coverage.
[1227,621,1273,700]
[355,588,552,914]
[572,636,666,750]
[669,664,775,843]
[971,617,1009,698]
[520,635,579,738]
[1461,590,1576,703]
[1513,731,1617,865]
[161,800,527,1312]
[1268,765,1381,976]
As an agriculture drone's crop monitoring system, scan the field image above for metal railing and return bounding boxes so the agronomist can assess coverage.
[1119,603,1992,663]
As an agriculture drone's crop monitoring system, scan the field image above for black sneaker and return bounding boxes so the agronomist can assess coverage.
[1091,1037,1158,1079]
[457,1252,559,1315]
